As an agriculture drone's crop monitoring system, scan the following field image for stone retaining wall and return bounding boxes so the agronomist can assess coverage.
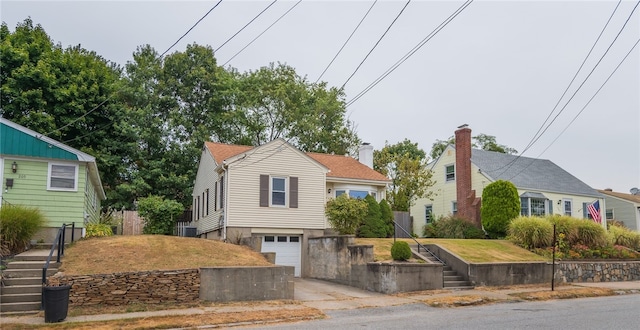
[556,261,640,282]
[50,269,200,306]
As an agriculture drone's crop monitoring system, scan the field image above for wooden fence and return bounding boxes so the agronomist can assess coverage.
[393,211,412,238]
[122,210,144,235]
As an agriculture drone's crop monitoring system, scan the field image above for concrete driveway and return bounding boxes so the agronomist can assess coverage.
[293,278,414,310]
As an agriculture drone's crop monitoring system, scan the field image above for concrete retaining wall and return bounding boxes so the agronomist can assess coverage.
[555,261,640,282]
[470,262,551,286]
[308,236,443,293]
[200,266,294,302]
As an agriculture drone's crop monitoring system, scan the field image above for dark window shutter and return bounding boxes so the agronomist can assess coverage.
[289,176,298,208]
[260,175,269,207]
[219,176,225,209]
[214,181,218,211]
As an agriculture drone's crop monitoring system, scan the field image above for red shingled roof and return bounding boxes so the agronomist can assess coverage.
[205,141,389,183]
[307,152,389,182]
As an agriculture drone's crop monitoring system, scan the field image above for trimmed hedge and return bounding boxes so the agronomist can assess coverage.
[391,241,412,261]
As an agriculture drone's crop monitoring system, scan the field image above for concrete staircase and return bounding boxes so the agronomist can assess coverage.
[412,246,474,290]
[1,249,59,314]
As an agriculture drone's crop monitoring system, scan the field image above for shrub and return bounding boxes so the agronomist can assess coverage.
[481,180,520,238]
[547,215,580,245]
[575,220,607,248]
[379,199,394,238]
[358,195,387,238]
[325,194,367,235]
[0,204,46,255]
[508,216,553,249]
[138,195,185,235]
[607,225,640,250]
[422,215,484,239]
[85,223,113,238]
[391,241,412,261]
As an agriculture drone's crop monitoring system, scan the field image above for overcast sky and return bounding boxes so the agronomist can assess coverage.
[2,0,639,194]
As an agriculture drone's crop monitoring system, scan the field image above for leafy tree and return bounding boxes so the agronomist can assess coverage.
[481,180,520,238]
[430,134,518,160]
[138,195,184,235]
[325,194,367,235]
[374,139,435,211]
[379,199,394,238]
[358,195,386,238]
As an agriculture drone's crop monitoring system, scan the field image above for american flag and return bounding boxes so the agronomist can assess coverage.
[587,200,601,224]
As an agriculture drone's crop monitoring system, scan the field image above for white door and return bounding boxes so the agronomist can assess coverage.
[261,235,301,277]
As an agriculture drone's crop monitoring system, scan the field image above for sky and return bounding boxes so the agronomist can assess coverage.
[1,0,639,194]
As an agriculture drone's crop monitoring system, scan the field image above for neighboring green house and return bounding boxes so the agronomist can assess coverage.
[0,117,105,241]
[598,189,640,231]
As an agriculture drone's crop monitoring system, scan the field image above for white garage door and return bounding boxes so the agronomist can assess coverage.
[261,235,301,277]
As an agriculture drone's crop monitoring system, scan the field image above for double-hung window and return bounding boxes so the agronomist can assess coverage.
[48,163,78,191]
[271,177,286,206]
[260,175,298,208]
[445,165,455,182]
[425,205,433,224]
[563,199,572,216]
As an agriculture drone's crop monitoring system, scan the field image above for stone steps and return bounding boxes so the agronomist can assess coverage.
[0,301,41,313]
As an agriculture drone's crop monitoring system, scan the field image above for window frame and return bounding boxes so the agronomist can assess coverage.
[47,163,79,191]
[445,164,455,182]
[563,199,572,216]
[605,208,614,220]
[425,205,433,224]
[452,201,458,215]
[271,176,287,207]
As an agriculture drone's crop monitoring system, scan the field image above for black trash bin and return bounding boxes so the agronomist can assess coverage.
[43,285,71,323]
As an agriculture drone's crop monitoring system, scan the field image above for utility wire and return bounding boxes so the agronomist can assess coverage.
[223,0,302,66]
[505,37,640,181]
[346,0,473,108]
[315,1,378,83]
[160,0,223,58]
[493,0,640,177]
[215,0,277,53]
[340,0,411,89]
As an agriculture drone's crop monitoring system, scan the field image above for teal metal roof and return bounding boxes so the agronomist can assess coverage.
[1,122,78,160]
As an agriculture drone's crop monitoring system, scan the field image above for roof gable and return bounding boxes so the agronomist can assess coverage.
[470,148,599,197]
[204,141,253,164]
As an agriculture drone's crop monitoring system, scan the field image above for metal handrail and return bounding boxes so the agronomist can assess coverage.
[393,220,445,264]
[41,222,74,309]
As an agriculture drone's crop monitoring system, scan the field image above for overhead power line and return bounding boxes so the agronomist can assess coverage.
[506,37,640,181]
[223,0,302,66]
[346,0,474,108]
[341,0,411,89]
[315,0,378,84]
[215,0,277,53]
[160,0,223,58]
[493,0,640,177]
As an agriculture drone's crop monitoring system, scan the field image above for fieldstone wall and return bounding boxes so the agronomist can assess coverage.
[49,269,200,306]
[556,261,640,282]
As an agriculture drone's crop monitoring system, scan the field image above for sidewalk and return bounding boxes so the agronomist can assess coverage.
[2,279,639,327]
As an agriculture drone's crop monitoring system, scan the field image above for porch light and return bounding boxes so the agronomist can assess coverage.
[11,161,17,173]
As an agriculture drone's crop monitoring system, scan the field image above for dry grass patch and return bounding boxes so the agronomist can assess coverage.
[61,235,272,275]
[1,306,325,330]
[510,287,615,300]
[354,238,546,263]
[423,295,500,307]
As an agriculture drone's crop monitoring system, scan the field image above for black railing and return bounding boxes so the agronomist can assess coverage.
[42,222,74,309]
[393,220,444,264]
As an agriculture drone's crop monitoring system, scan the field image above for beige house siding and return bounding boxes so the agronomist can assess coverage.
[599,196,639,231]
[193,148,221,235]
[226,141,327,230]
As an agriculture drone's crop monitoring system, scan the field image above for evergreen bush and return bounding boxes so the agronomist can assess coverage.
[0,204,45,255]
[481,180,520,238]
[325,194,367,235]
[358,195,387,238]
[391,241,412,261]
[379,199,394,238]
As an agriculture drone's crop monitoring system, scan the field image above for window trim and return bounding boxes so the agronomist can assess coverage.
[563,199,572,216]
[445,164,455,182]
[605,208,614,220]
[47,163,79,191]
[271,176,287,207]
[452,201,458,215]
[425,205,433,224]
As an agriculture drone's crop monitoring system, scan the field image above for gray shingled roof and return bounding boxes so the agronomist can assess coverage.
[471,149,600,198]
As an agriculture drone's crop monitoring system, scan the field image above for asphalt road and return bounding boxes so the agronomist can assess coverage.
[249,295,640,329]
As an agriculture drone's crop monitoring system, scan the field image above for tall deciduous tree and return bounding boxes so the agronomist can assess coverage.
[430,134,518,160]
[374,139,435,211]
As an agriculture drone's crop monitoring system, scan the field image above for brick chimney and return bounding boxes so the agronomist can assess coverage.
[455,125,481,227]
[358,143,374,169]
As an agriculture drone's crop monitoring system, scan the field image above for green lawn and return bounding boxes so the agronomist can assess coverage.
[355,238,548,263]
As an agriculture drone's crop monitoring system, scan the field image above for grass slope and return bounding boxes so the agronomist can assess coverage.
[355,238,548,263]
[61,235,272,275]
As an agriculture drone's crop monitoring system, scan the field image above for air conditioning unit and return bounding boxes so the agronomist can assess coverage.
[182,226,197,237]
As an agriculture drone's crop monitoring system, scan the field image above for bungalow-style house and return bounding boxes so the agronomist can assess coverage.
[192,138,389,276]
[410,125,605,235]
[597,189,640,231]
[0,117,106,241]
